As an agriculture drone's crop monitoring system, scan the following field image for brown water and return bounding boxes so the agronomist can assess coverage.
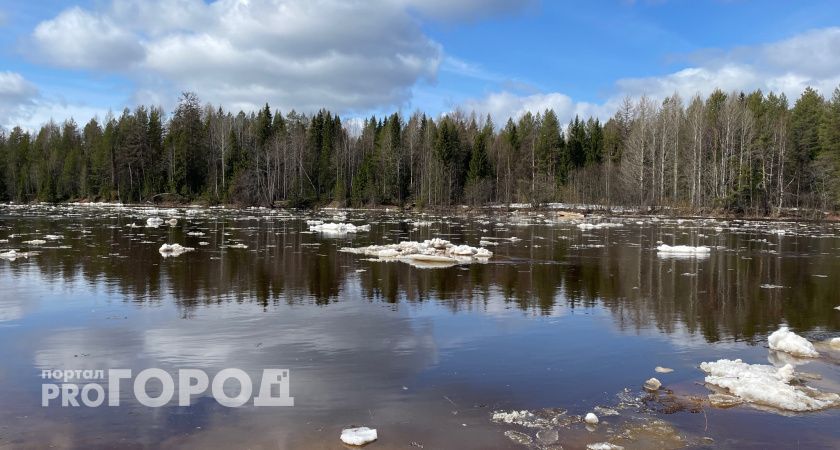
[0,204,839,449]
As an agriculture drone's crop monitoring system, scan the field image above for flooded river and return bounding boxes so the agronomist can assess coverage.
[1,204,839,449]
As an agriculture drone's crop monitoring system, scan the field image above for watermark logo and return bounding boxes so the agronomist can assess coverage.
[41,368,294,407]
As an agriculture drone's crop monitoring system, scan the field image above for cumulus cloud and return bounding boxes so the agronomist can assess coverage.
[460,27,840,125]
[25,0,469,115]
[0,71,39,129]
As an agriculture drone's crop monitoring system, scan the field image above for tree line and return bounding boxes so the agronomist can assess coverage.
[1,86,839,213]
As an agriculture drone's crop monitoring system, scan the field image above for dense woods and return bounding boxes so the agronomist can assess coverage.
[2,86,840,214]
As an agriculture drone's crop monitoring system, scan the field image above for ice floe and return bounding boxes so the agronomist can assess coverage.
[584,412,599,424]
[587,443,624,450]
[308,222,370,234]
[655,367,673,374]
[341,238,492,267]
[830,338,840,348]
[22,239,46,245]
[700,359,840,412]
[158,244,195,258]
[146,217,164,228]
[578,222,622,230]
[339,427,377,446]
[656,244,710,256]
[643,378,662,392]
[0,249,32,261]
[768,327,819,358]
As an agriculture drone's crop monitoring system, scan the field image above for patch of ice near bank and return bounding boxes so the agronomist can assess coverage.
[700,359,840,412]
[158,244,194,258]
[768,327,819,358]
[340,427,377,446]
[656,244,710,255]
[341,238,492,267]
[308,222,370,234]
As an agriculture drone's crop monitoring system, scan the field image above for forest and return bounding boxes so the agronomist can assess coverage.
[1,86,839,214]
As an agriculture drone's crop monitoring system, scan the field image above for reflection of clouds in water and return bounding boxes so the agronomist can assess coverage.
[0,304,23,322]
[33,327,141,371]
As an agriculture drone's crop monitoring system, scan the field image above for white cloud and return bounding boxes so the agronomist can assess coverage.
[26,0,472,115]
[0,71,39,130]
[460,27,840,125]
[31,7,145,70]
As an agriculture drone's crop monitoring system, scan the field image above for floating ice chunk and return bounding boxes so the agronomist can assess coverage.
[158,244,194,258]
[309,222,370,234]
[708,393,743,408]
[644,378,662,391]
[341,238,492,268]
[578,222,622,230]
[199,242,209,246]
[584,412,599,424]
[504,430,533,446]
[656,244,710,255]
[0,249,31,261]
[655,367,674,374]
[829,338,840,348]
[146,217,164,227]
[768,327,819,358]
[44,235,62,240]
[835,306,840,311]
[187,231,205,236]
[228,243,248,249]
[700,359,840,412]
[587,443,624,450]
[340,427,377,446]
[23,239,46,245]
[760,284,785,289]
[167,219,178,226]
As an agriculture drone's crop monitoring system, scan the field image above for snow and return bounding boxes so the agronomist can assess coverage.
[158,244,195,258]
[584,412,599,424]
[309,222,370,234]
[700,359,840,412]
[656,244,710,255]
[339,427,377,446]
[768,327,819,358]
[341,238,492,268]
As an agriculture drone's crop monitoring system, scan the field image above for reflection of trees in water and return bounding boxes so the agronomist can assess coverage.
[4,216,839,342]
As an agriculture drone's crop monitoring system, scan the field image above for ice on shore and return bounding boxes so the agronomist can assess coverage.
[308,222,370,234]
[643,378,662,392]
[700,359,840,412]
[159,244,194,258]
[656,244,710,255]
[340,427,377,446]
[768,327,819,358]
[341,238,492,267]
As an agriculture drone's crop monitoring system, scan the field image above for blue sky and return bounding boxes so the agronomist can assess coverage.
[2,0,840,130]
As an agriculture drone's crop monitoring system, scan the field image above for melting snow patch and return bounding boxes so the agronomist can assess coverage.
[768,327,819,358]
[700,359,840,412]
[339,427,377,446]
[159,244,194,258]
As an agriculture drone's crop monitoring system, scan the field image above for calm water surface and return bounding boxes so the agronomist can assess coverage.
[0,204,839,449]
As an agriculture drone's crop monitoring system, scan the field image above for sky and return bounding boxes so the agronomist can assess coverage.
[1,0,840,131]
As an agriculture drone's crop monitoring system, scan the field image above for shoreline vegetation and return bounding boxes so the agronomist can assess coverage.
[2,86,840,218]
